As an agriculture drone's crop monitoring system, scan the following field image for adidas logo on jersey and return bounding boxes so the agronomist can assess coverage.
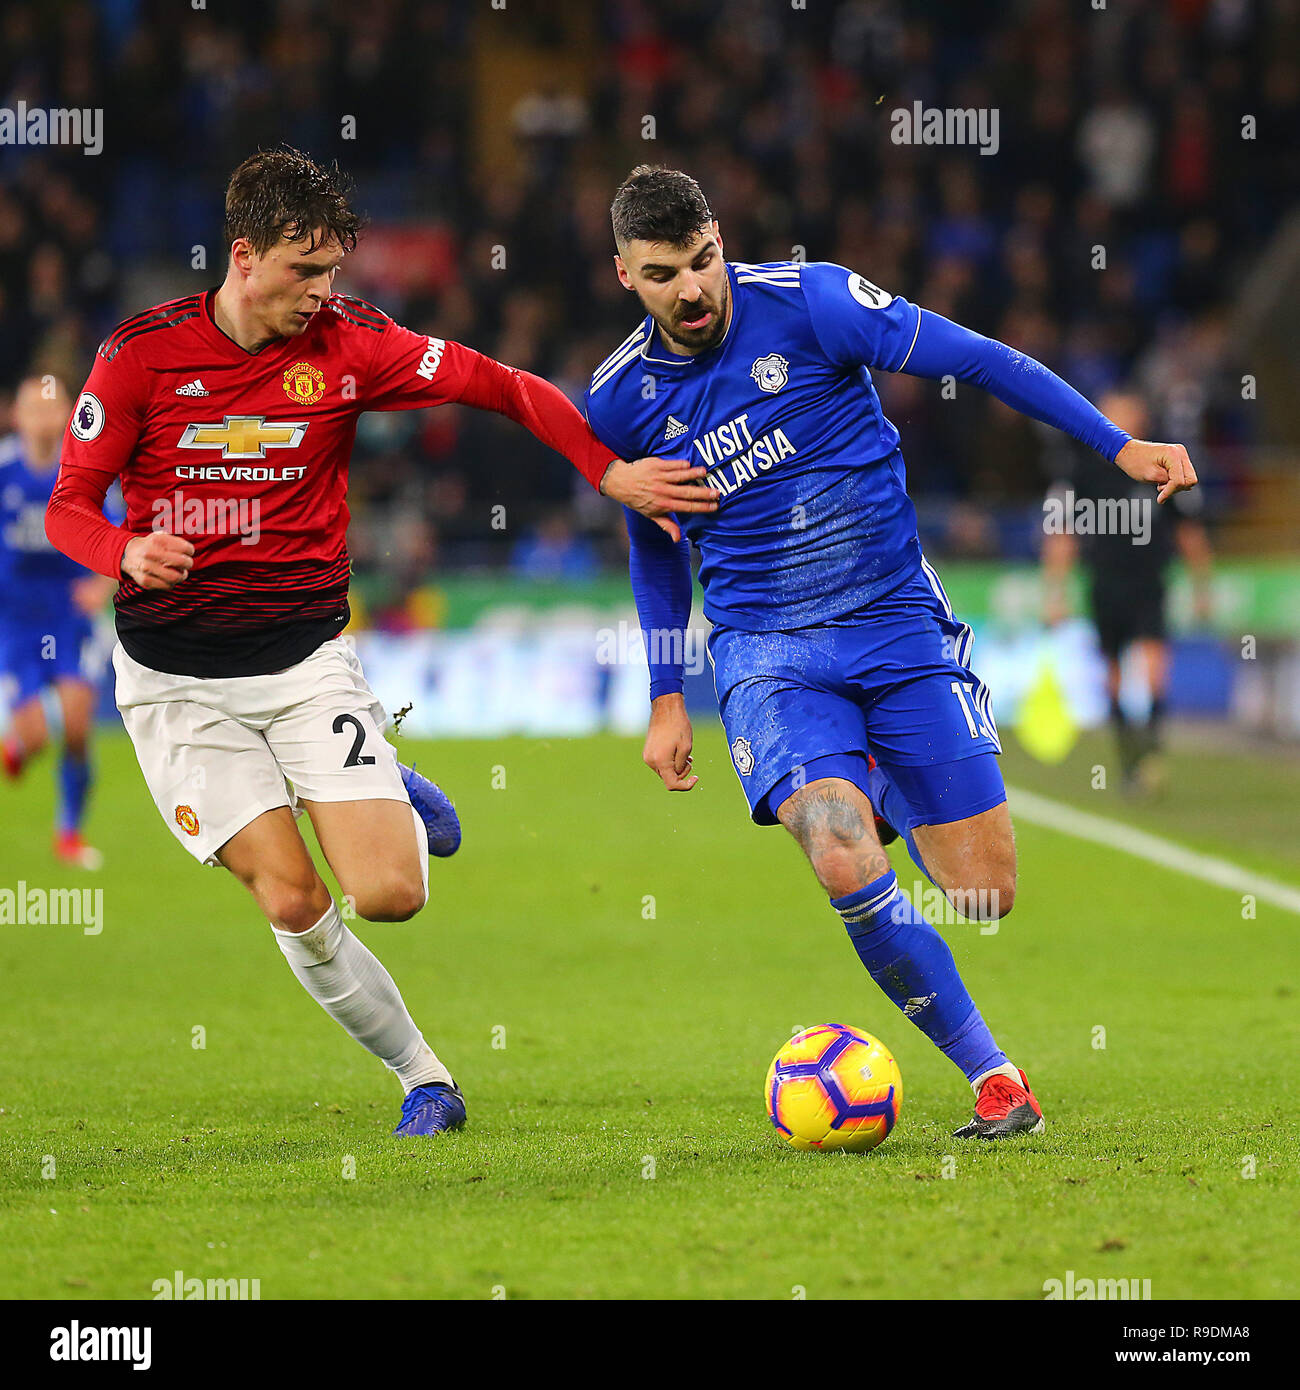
[663,415,688,441]
[175,378,209,397]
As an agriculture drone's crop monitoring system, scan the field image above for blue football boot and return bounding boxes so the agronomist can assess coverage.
[393,1082,467,1137]
[399,762,461,857]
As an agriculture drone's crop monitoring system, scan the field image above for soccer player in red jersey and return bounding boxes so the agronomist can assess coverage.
[45,147,717,1136]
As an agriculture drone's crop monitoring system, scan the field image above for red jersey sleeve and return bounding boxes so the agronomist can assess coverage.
[362,317,620,490]
[46,349,145,580]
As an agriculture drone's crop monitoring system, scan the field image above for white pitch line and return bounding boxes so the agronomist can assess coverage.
[1006,784,1300,917]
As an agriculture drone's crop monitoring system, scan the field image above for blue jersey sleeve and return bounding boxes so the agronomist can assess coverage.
[587,371,693,698]
[802,261,1131,463]
[900,310,1131,463]
[801,262,924,373]
[582,389,636,465]
[624,505,692,700]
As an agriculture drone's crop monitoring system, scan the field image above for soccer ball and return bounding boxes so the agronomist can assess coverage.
[765,1024,902,1152]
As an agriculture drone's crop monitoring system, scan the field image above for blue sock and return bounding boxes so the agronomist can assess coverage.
[58,752,91,834]
[832,871,1006,1083]
[867,761,938,888]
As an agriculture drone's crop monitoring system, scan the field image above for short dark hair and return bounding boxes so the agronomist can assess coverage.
[224,146,365,257]
[611,165,712,249]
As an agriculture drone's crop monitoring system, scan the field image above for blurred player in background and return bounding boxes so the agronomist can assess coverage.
[1,376,117,868]
[587,167,1198,1140]
[45,148,714,1139]
[1042,389,1214,795]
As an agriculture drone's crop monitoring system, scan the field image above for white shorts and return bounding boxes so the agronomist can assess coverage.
[114,636,409,866]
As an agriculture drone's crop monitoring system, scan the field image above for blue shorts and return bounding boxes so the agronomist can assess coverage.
[709,558,1005,827]
[0,614,93,705]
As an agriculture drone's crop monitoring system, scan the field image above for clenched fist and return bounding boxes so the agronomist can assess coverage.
[1115,439,1198,504]
[121,531,195,590]
[643,692,698,792]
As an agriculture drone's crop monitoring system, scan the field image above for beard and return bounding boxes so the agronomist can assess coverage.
[651,275,731,354]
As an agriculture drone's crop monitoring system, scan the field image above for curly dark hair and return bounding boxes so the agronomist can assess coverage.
[223,146,365,256]
[610,165,713,249]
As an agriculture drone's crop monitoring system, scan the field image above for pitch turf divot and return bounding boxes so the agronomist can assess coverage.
[1007,785,1300,917]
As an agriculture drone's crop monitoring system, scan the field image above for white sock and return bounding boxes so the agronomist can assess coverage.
[970,1061,1022,1095]
[272,902,452,1093]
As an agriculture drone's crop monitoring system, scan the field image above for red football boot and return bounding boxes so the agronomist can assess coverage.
[54,829,104,871]
[2,737,24,779]
[953,1066,1045,1140]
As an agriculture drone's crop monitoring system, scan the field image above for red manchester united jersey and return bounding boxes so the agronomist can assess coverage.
[47,288,619,676]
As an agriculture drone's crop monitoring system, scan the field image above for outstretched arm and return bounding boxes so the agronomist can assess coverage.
[800,264,1197,503]
[625,506,697,791]
[361,315,719,538]
[901,312,1197,502]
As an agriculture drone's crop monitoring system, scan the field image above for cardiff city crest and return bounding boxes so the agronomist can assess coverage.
[731,736,755,776]
[750,353,789,394]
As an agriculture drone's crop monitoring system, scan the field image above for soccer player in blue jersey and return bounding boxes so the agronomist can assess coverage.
[584,167,1198,1139]
[1,377,117,867]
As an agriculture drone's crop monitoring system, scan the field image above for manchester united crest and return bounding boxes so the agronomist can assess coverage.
[282,361,326,404]
[174,805,200,836]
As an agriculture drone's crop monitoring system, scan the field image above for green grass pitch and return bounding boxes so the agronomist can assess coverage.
[0,724,1295,1300]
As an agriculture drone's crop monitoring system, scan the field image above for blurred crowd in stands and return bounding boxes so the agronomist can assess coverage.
[1,0,1295,620]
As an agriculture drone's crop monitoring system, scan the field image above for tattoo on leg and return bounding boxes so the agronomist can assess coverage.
[783,786,890,891]
[785,787,863,845]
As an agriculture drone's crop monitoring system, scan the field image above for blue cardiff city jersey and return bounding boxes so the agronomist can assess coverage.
[584,261,930,631]
[0,434,90,612]
[0,434,124,617]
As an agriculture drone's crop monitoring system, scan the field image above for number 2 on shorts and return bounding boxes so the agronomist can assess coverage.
[332,712,377,767]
